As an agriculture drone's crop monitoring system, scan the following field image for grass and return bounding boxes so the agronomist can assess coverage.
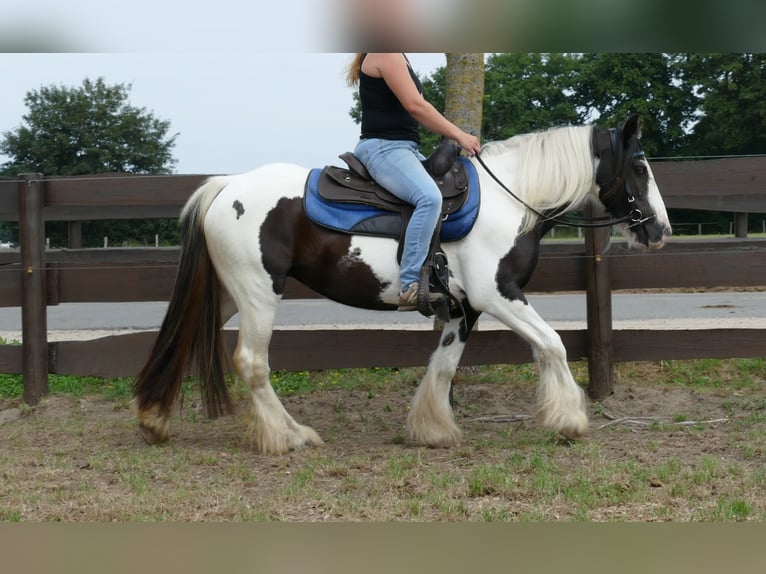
[270,367,414,397]
[0,373,136,400]
[618,358,765,392]
[2,358,766,522]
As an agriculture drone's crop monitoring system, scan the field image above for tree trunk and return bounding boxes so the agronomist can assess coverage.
[437,54,484,339]
[444,53,484,138]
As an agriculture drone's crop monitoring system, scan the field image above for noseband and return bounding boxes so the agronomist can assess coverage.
[475,127,655,230]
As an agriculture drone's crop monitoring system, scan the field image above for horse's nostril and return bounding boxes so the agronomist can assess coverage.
[664,226,673,237]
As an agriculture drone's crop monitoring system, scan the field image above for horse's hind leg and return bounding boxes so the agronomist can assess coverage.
[234,299,323,455]
[407,309,479,447]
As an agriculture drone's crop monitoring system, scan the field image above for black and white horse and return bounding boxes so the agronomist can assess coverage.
[134,115,671,454]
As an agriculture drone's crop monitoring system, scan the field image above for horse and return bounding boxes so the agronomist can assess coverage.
[133,114,672,455]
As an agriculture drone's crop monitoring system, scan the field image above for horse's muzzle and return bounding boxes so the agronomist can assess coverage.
[627,219,672,251]
[647,222,672,250]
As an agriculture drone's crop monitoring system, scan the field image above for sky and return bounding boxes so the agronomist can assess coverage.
[3,0,764,176]
[0,52,446,175]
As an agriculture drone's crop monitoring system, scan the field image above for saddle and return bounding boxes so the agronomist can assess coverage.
[317,137,470,219]
[315,138,469,319]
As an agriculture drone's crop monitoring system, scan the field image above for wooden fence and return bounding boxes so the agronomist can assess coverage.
[1,156,765,406]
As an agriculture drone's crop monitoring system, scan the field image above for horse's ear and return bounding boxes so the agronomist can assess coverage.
[623,114,642,144]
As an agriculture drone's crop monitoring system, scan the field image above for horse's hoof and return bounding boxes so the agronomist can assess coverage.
[558,421,590,441]
[295,428,324,450]
[139,423,169,445]
[407,425,462,449]
[294,436,324,451]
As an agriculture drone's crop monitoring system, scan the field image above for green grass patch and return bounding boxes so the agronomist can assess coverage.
[270,367,415,396]
[1,358,762,405]
[0,374,23,397]
[467,464,513,497]
[658,358,765,391]
[0,374,136,400]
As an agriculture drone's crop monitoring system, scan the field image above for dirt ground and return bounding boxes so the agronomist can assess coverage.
[2,360,765,522]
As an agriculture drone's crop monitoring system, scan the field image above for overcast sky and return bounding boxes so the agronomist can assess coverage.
[5,0,758,177]
[0,52,447,175]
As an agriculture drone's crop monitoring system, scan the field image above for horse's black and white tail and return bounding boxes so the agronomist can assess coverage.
[133,177,233,444]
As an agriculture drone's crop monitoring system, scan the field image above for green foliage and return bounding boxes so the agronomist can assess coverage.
[0,77,179,247]
[0,77,177,176]
[42,218,180,249]
[0,374,135,400]
[573,53,695,156]
[348,53,766,237]
[0,374,23,397]
[271,367,407,396]
[659,358,765,391]
[680,53,766,156]
[419,67,448,152]
[482,53,582,141]
[349,53,766,160]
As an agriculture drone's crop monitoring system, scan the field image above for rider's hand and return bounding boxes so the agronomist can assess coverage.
[457,132,481,156]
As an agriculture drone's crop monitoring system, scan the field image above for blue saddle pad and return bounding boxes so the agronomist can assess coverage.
[303,157,480,242]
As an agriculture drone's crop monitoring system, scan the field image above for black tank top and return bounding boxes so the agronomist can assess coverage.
[359,55,422,143]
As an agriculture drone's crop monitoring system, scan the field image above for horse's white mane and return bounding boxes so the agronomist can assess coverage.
[480,125,596,233]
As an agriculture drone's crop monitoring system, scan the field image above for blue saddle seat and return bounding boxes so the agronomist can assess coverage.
[303,156,480,242]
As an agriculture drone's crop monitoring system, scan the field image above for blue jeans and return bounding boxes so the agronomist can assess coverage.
[354,138,442,290]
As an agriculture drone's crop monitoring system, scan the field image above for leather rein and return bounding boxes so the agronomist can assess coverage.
[474,127,656,230]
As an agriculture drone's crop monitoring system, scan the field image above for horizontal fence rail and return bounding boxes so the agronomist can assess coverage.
[1,327,764,380]
[0,239,764,307]
[0,156,765,405]
[2,156,765,218]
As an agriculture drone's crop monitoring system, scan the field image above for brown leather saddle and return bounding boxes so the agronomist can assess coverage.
[314,138,469,320]
[316,138,470,218]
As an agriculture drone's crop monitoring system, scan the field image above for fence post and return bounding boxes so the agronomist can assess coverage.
[734,213,748,238]
[18,173,49,405]
[583,203,614,400]
[68,221,82,248]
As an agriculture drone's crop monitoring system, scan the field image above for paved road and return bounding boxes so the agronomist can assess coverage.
[0,291,764,340]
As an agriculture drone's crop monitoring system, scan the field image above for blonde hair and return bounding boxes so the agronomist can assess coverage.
[346,53,365,87]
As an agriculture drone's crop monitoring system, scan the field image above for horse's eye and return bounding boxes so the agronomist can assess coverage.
[634,164,647,176]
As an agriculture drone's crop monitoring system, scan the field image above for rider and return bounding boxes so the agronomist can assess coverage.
[347,53,481,311]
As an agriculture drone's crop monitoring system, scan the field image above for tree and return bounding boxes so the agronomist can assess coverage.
[679,53,766,156]
[351,53,766,235]
[1,77,176,176]
[445,53,485,140]
[0,77,178,246]
[572,53,695,156]
[482,53,582,141]
[665,54,766,234]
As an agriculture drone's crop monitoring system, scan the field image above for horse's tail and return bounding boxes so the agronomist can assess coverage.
[134,176,234,440]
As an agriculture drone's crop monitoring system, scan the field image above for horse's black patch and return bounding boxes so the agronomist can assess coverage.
[458,300,481,343]
[233,200,245,220]
[495,227,543,304]
[260,198,299,295]
[260,197,393,308]
[339,247,363,269]
[442,332,455,347]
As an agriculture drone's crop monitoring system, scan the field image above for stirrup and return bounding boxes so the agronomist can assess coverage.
[416,253,450,319]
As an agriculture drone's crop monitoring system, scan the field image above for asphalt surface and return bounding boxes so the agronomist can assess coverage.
[1,291,765,341]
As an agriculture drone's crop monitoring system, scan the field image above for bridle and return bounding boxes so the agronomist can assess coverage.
[474,127,657,230]
[593,127,657,229]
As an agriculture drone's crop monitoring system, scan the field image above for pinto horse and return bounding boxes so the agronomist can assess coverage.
[134,114,671,454]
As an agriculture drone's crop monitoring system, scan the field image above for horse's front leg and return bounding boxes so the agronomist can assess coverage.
[407,306,480,447]
[487,296,589,439]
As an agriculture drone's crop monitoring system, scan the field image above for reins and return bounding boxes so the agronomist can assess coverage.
[473,133,656,230]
